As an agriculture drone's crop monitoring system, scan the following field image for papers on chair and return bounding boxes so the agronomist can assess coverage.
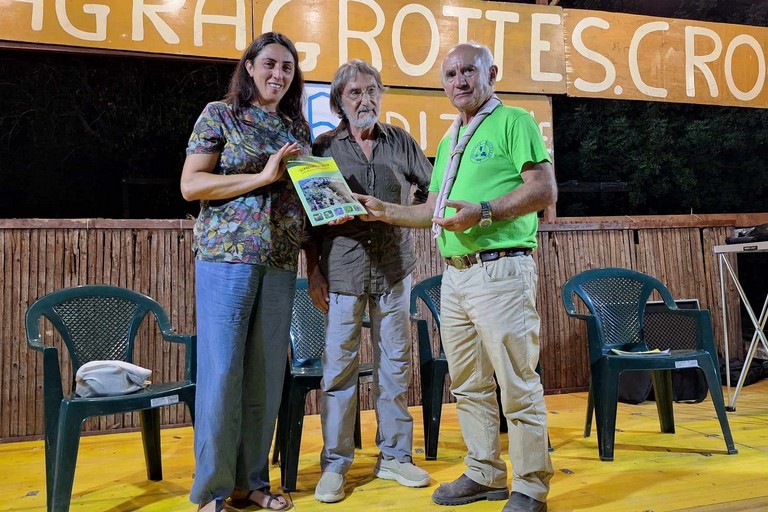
[286,156,366,226]
[610,348,671,356]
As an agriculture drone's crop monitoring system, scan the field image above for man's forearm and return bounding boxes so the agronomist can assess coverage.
[381,202,434,228]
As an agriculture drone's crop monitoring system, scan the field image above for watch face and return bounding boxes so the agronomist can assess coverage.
[479,201,492,227]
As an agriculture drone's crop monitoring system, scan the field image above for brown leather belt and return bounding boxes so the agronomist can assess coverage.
[445,247,532,270]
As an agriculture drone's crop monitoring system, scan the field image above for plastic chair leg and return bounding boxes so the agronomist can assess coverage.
[140,408,163,481]
[594,370,619,462]
[184,390,196,426]
[353,397,363,450]
[273,366,292,466]
[422,361,448,460]
[651,370,675,434]
[280,385,308,492]
[701,357,738,455]
[584,383,594,438]
[44,419,60,511]
[51,407,84,512]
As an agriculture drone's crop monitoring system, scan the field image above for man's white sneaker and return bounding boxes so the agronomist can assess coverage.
[373,456,430,487]
[315,471,346,503]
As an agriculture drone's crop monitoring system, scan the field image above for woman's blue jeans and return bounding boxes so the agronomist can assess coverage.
[190,259,296,504]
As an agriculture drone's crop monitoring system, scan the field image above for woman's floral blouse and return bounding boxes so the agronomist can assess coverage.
[186,101,310,271]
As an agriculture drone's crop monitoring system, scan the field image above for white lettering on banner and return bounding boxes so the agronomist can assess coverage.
[439,113,455,142]
[392,5,439,76]
[12,0,43,31]
[55,0,110,42]
[539,121,551,144]
[685,26,721,98]
[339,0,385,69]
[383,111,429,150]
[386,111,411,132]
[443,5,482,44]
[572,17,618,94]
[724,35,766,101]
[484,10,520,82]
[194,0,246,50]
[629,21,669,98]
[262,0,321,71]
[133,0,184,43]
[531,13,562,82]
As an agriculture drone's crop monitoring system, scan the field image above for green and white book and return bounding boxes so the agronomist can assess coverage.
[286,156,366,226]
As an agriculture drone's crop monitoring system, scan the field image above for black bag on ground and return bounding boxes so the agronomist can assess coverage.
[618,370,653,404]
[720,358,765,386]
[620,368,709,404]
[669,368,708,403]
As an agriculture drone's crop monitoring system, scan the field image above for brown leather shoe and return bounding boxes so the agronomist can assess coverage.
[432,474,509,506]
[502,491,547,512]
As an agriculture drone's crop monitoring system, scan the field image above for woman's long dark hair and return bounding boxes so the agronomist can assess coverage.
[225,32,308,133]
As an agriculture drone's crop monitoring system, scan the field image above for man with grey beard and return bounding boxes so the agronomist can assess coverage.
[304,59,432,503]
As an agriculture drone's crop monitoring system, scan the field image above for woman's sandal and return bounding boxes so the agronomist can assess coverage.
[228,488,293,511]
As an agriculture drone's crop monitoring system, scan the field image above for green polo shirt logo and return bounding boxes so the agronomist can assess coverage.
[469,140,494,163]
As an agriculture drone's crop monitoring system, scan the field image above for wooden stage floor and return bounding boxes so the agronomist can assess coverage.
[2,381,768,512]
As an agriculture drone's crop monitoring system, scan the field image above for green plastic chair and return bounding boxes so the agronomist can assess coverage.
[272,278,372,492]
[561,267,737,461]
[25,285,196,512]
[410,274,552,460]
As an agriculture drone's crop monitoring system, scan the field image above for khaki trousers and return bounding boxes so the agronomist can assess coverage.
[441,255,553,501]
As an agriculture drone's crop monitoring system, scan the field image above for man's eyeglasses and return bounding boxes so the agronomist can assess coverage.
[344,86,381,101]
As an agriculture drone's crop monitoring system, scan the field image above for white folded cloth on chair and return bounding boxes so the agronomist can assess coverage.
[75,360,152,398]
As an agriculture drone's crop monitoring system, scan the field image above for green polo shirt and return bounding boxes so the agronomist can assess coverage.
[429,104,551,258]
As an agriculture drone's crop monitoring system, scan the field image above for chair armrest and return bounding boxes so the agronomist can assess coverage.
[561,289,591,320]
[27,336,45,351]
[159,329,197,381]
[161,329,195,345]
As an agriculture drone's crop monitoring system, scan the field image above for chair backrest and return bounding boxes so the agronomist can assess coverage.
[410,274,443,328]
[290,278,326,370]
[25,285,169,375]
[561,267,679,355]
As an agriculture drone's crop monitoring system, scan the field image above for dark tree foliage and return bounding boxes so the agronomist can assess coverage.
[0,52,232,218]
[553,0,768,216]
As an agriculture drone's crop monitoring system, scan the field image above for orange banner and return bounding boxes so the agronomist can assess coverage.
[0,0,251,58]
[0,0,566,94]
[2,1,766,108]
[258,0,565,94]
[564,10,768,108]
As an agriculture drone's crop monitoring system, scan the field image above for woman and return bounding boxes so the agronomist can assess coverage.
[180,32,309,512]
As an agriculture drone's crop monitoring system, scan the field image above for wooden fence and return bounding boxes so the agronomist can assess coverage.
[0,215,759,442]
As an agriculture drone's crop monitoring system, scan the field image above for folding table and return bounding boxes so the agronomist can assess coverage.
[715,240,768,410]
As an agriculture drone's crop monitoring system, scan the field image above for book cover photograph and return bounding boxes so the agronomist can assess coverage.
[286,156,366,226]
